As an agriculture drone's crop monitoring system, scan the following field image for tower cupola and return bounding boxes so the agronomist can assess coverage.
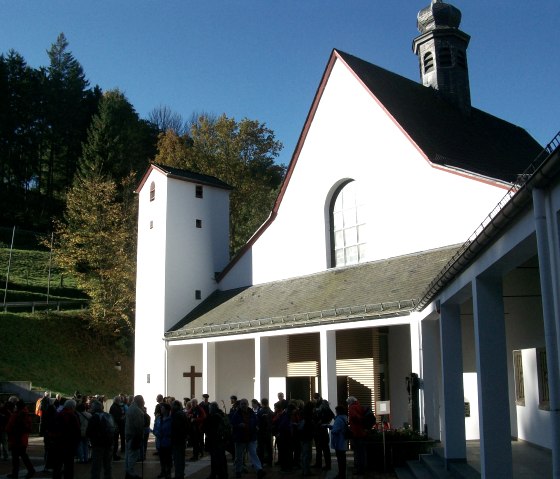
[413,0,471,114]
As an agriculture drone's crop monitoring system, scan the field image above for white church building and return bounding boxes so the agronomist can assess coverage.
[134,1,559,477]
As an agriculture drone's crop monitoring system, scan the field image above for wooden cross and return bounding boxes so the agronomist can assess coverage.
[183,365,202,398]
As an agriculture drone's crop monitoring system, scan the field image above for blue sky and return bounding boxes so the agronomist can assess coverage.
[1,1,558,167]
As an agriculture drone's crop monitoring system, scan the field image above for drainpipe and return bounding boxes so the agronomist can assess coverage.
[532,187,560,479]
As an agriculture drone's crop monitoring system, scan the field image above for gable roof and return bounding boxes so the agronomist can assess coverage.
[166,245,460,340]
[336,50,542,183]
[216,49,542,282]
[135,163,232,193]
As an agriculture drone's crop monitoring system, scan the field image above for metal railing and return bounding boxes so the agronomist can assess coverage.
[2,300,88,314]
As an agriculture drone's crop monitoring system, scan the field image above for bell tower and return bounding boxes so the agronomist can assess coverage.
[413,0,471,114]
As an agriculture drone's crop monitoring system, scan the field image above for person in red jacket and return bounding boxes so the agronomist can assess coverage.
[347,396,367,475]
[6,398,36,479]
[51,399,81,479]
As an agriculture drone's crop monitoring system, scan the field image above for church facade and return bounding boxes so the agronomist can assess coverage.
[134,1,558,476]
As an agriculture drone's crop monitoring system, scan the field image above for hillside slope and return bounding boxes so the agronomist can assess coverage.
[0,311,133,397]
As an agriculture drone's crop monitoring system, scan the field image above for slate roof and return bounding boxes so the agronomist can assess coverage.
[135,163,232,193]
[166,245,460,340]
[336,50,542,183]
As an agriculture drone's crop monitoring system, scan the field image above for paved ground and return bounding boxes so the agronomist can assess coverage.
[0,437,398,479]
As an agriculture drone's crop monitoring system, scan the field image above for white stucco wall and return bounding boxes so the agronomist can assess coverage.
[516,348,552,449]
[388,325,412,428]
[135,168,170,407]
[223,58,511,288]
[135,168,230,410]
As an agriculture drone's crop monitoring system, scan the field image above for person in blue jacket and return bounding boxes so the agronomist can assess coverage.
[330,405,348,479]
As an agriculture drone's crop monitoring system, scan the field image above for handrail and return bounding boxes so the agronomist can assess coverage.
[2,300,88,313]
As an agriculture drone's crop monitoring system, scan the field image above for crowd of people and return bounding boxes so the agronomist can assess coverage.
[0,390,375,479]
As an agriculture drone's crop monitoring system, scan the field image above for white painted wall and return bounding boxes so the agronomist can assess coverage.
[223,58,511,289]
[388,325,412,428]
[135,168,170,410]
[135,167,230,413]
[463,373,479,440]
[516,348,552,449]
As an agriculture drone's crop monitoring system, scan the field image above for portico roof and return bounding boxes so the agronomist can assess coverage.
[166,244,460,340]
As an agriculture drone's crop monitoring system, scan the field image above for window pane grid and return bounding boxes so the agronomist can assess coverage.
[332,181,367,267]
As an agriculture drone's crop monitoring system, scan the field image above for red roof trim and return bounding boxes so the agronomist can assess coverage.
[218,49,510,282]
[334,52,510,191]
[216,50,340,282]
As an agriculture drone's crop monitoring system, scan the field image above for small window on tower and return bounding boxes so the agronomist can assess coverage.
[195,290,202,300]
[195,185,203,198]
[423,52,434,73]
[196,219,202,228]
[150,181,156,202]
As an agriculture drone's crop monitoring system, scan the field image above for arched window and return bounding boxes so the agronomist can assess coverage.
[423,52,434,74]
[149,181,155,202]
[330,180,367,267]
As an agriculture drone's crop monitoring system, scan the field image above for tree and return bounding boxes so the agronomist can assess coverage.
[54,89,157,336]
[78,89,157,184]
[154,114,285,255]
[148,104,187,135]
[54,171,137,335]
[0,51,44,226]
[40,33,100,223]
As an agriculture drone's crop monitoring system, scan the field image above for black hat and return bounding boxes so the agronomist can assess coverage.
[230,395,237,401]
[202,394,209,398]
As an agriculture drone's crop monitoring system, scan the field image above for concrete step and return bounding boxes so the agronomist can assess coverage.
[394,465,417,479]
[448,461,480,479]
[419,453,453,478]
[407,459,437,479]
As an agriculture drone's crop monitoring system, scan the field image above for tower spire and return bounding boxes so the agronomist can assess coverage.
[412,0,471,113]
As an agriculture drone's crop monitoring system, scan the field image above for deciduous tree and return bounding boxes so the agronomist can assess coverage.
[154,114,285,255]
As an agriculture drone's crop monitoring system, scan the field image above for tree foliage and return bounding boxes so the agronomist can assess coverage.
[0,33,101,230]
[54,90,155,336]
[154,113,286,255]
[54,172,137,335]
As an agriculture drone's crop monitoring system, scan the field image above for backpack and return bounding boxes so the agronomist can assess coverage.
[216,412,232,443]
[362,407,376,430]
[318,403,335,424]
[257,408,272,433]
[78,412,90,438]
[98,412,116,445]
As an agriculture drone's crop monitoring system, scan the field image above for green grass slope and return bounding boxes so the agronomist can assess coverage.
[0,311,133,397]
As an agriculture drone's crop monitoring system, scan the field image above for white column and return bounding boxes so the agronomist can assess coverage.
[320,329,337,404]
[472,276,512,479]
[421,316,441,440]
[254,336,270,401]
[439,302,466,461]
[534,188,560,479]
[202,341,216,400]
[410,315,423,432]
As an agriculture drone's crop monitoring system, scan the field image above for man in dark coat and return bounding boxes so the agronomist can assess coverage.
[170,400,188,479]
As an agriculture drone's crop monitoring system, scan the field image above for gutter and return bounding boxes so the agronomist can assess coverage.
[416,131,560,311]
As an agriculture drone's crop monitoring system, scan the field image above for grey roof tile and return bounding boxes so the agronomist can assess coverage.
[166,245,460,339]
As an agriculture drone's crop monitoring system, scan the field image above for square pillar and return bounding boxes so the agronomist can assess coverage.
[320,329,337,404]
[254,336,270,401]
[439,302,466,461]
[202,341,216,399]
[472,275,512,478]
[421,317,441,440]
